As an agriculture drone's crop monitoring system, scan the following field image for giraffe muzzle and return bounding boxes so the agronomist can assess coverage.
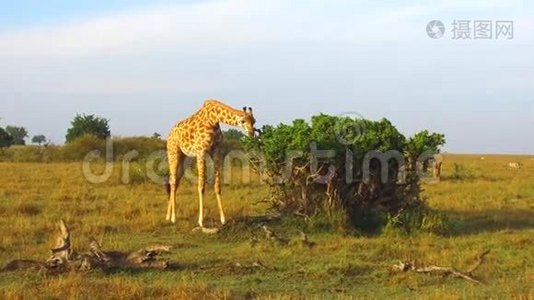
[253,128,262,137]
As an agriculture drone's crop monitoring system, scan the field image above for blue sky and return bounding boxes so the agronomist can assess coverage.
[0,0,202,26]
[1,0,533,153]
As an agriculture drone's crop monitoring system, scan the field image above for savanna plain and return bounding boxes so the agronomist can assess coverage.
[0,154,533,299]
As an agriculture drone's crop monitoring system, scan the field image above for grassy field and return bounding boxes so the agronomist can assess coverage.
[0,154,533,299]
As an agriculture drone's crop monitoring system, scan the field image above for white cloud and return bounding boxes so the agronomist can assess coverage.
[0,0,531,96]
[1,1,532,152]
[0,0,285,57]
[0,0,471,58]
[1,0,530,59]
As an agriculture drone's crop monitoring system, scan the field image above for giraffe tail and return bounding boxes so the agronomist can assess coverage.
[164,176,171,196]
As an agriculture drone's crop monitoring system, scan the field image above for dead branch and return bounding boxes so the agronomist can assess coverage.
[89,238,111,263]
[413,265,482,284]
[2,220,173,274]
[292,211,311,222]
[1,260,45,272]
[50,220,72,262]
[392,250,490,284]
[191,226,220,234]
[125,245,172,269]
[260,225,289,245]
[293,162,310,176]
[233,261,272,271]
[465,249,490,275]
[51,220,70,254]
[298,231,316,249]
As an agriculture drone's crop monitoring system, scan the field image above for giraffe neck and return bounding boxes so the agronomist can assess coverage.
[202,100,246,127]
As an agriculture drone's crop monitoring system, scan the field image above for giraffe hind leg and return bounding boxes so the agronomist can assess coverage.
[167,148,184,223]
[214,155,226,225]
[196,153,207,228]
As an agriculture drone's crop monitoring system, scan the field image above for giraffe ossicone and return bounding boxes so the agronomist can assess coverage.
[165,99,257,229]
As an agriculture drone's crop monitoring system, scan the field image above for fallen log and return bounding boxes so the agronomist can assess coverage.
[2,220,173,274]
[392,250,490,284]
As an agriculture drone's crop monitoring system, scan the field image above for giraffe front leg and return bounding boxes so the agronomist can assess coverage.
[214,158,226,225]
[196,154,206,228]
[166,149,183,224]
[167,177,176,223]
[166,172,177,223]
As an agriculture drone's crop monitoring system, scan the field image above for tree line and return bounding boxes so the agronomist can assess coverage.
[1,113,247,150]
[0,125,44,147]
[0,114,247,163]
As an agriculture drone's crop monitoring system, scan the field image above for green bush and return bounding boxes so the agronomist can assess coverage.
[0,128,244,165]
[8,146,41,162]
[243,114,446,234]
[62,134,106,161]
[0,136,167,163]
[125,162,150,184]
[447,163,474,181]
[113,136,165,161]
[383,204,451,235]
[0,145,63,162]
[40,145,64,162]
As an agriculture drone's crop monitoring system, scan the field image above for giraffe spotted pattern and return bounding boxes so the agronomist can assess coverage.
[165,99,256,228]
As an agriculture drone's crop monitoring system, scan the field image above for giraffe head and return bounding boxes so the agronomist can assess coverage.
[239,107,256,137]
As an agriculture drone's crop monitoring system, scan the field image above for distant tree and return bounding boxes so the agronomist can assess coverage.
[404,130,446,170]
[66,114,111,143]
[32,135,47,145]
[5,126,28,145]
[223,128,245,140]
[0,127,13,148]
[152,132,162,139]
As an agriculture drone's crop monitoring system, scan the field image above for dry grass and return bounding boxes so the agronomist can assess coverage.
[0,154,533,299]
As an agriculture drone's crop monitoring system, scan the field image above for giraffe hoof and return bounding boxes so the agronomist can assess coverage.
[191,226,219,234]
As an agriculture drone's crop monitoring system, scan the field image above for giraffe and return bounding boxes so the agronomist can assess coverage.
[165,99,256,228]
[432,153,444,182]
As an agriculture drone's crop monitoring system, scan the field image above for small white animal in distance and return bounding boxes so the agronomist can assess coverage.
[507,162,522,170]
